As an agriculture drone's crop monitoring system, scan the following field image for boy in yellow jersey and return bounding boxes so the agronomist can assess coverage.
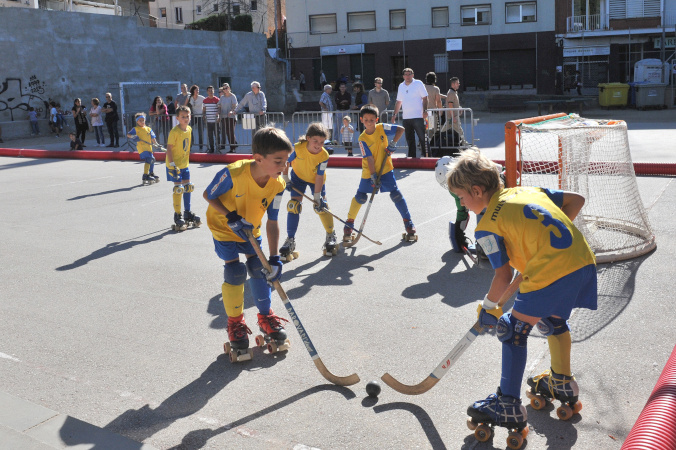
[203,127,293,362]
[166,105,201,231]
[344,104,416,242]
[280,122,336,261]
[126,112,159,185]
[445,149,596,433]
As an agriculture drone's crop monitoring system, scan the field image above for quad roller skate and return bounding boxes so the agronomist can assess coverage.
[466,388,529,449]
[526,369,583,420]
[171,212,187,231]
[141,174,152,186]
[322,231,338,256]
[343,219,355,243]
[279,237,298,262]
[224,315,253,363]
[149,172,160,183]
[402,219,418,242]
[255,310,290,354]
[183,210,202,228]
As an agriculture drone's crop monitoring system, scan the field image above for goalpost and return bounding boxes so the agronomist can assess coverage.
[504,113,656,263]
[119,81,181,137]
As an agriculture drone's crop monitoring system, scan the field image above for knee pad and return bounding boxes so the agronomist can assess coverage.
[287,198,302,214]
[223,261,247,285]
[144,155,155,165]
[173,185,184,195]
[550,317,570,336]
[246,256,265,279]
[355,191,368,204]
[184,182,195,193]
[496,313,533,347]
[390,190,403,203]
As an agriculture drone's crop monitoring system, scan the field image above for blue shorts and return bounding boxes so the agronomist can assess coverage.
[166,167,190,183]
[357,171,398,194]
[139,151,154,163]
[213,236,261,261]
[513,264,597,319]
[290,171,326,198]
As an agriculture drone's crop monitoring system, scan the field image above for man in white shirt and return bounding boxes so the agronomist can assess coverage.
[392,68,428,158]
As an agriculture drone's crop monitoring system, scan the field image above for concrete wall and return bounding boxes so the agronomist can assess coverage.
[0,7,284,129]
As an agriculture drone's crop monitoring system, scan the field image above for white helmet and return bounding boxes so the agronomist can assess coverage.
[435,156,455,189]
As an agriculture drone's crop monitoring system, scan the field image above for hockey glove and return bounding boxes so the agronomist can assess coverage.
[262,255,283,286]
[226,211,254,241]
[476,295,503,329]
[370,174,381,190]
[283,174,293,192]
[313,193,326,213]
[385,142,397,155]
[450,218,470,253]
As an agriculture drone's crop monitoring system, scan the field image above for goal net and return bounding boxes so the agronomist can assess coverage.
[119,81,181,136]
[504,113,656,263]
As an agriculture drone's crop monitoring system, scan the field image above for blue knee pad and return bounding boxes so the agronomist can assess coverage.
[389,188,411,220]
[536,316,570,336]
[246,257,271,313]
[497,313,533,398]
[355,191,368,204]
[497,313,533,347]
[223,261,247,285]
[144,155,155,165]
[390,190,403,203]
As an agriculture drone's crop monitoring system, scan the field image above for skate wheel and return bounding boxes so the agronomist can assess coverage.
[292,251,299,259]
[331,248,338,256]
[506,431,524,449]
[466,418,478,431]
[228,349,238,363]
[255,335,265,347]
[402,233,406,240]
[573,401,583,415]
[322,249,327,256]
[224,342,231,354]
[556,404,573,421]
[528,392,546,410]
[267,341,278,354]
[276,339,290,352]
[474,424,492,442]
[171,225,177,231]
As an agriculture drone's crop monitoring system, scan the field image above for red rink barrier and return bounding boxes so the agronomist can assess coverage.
[622,344,676,450]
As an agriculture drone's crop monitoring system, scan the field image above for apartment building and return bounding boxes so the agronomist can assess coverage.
[286,1,557,94]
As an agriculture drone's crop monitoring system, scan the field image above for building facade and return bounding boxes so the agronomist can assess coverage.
[286,1,557,94]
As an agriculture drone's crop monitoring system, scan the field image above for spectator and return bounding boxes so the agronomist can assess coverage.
[202,86,220,154]
[89,98,105,147]
[187,85,205,151]
[175,84,189,110]
[299,71,306,91]
[102,93,120,147]
[351,82,368,132]
[340,115,355,156]
[424,72,443,156]
[392,68,428,158]
[72,98,88,145]
[368,77,390,120]
[69,132,84,150]
[319,84,335,141]
[49,101,60,137]
[319,70,327,86]
[56,103,67,131]
[235,81,267,141]
[335,82,351,112]
[149,96,170,144]
[218,83,238,153]
[441,76,465,145]
[28,106,39,136]
[166,95,176,128]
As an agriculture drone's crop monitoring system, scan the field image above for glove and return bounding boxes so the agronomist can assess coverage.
[476,295,503,329]
[385,142,397,155]
[262,255,283,286]
[226,211,254,241]
[313,194,327,213]
[370,174,381,190]
[168,162,180,178]
[283,175,294,193]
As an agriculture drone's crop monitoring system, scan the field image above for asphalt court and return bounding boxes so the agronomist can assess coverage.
[0,155,675,449]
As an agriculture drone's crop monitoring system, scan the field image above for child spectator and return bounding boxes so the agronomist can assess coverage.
[49,102,60,137]
[28,107,39,136]
[202,86,220,153]
[340,116,355,156]
[89,98,105,147]
[69,132,84,150]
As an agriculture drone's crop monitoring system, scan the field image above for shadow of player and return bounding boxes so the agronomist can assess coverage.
[67,184,147,201]
[373,401,447,450]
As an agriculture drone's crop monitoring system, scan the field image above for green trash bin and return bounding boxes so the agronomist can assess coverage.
[598,83,629,107]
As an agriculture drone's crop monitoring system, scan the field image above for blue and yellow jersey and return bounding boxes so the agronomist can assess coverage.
[358,123,398,179]
[128,126,156,154]
[166,125,192,169]
[476,186,595,293]
[288,141,330,184]
[205,159,285,242]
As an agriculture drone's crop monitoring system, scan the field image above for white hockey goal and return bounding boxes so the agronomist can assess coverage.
[504,113,656,263]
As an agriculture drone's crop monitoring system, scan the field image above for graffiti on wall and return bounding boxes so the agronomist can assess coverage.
[0,76,50,121]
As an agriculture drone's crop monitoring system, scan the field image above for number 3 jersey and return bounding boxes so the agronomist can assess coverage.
[475,187,595,294]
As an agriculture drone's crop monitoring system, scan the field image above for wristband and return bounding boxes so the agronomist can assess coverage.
[481,294,499,310]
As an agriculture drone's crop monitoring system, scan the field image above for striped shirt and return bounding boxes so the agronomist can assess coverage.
[203,96,220,123]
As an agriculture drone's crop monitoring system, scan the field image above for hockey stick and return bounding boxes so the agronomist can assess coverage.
[381,273,523,395]
[133,136,167,152]
[244,230,361,386]
[343,155,390,248]
[290,187,382,245]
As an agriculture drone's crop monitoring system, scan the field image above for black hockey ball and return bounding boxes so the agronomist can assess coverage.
[366,380,381,398]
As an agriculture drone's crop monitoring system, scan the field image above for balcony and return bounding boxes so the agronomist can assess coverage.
[566,14,609,32]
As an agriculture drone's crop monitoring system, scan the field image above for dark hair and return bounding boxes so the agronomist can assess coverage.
[176,105,191,115]
[92,98,100,106]
[151,96,163,110]
[207,85,214,91]
[73,98,81,106]
[166,95,173,101]
[359,104,379,118]
[426,72,437,85]
[353,82,364,93]
[189,85,199,95]
[450,77,460,84]
[252,126,293,156]
[298,122,329,143]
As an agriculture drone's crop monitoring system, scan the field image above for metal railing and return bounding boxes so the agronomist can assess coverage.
[566,14,609,32]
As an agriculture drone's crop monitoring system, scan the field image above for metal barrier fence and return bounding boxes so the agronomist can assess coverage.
[122,112,285,152]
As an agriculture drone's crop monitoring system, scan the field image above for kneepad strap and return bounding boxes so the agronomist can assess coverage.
[223,261,247,285]
[497,313,533,347]
[287,198,302,214]
[246,257,265,279]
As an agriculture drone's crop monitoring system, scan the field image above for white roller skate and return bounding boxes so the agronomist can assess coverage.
[183,210,202,228]
[402,219,418,242]
[322,231,338,256]
[279,237,298,262]
[171,212,187,231]
[466,387,529,449]
[526,369,583,420]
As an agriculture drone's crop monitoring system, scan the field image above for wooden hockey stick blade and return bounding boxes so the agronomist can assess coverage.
[291,187,382,245]
[381,273,523,395]
[245,231,360,386]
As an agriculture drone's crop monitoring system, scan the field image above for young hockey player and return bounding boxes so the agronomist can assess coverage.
[280,122,336,261]
[166,105,201,231]
[435,155,475,253]
[445,149,596,436]
[203,126,293,362]
[127,112,160,185]
[344,104,416,242]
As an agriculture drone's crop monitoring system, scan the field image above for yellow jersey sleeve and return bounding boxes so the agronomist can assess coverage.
[166,125,192,169]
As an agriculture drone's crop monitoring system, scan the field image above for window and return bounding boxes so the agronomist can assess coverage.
[213,3,218,12]
[160,7,166,18]
[175,6,183,23]
[390,9,406,29]
[251,0,257,11]
[310,14,337,34]
[506,2,536,23]
[196,4,202,15]
[461,5,491,25]
[348,11,376,32]
[609,0,660,19]
[232,3,239,14]
[432,7,449,27]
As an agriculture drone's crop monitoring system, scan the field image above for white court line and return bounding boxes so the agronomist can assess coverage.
[645,177,674,212]
[0,352,21,362]
[46,176,113,188]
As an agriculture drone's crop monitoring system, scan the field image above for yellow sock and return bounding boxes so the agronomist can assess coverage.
[221,282,245,317]
[347,197,362,221]
[144,163,150,175]
[548,331,572,376]
[173,192,182,214]
[319,212,334,234]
